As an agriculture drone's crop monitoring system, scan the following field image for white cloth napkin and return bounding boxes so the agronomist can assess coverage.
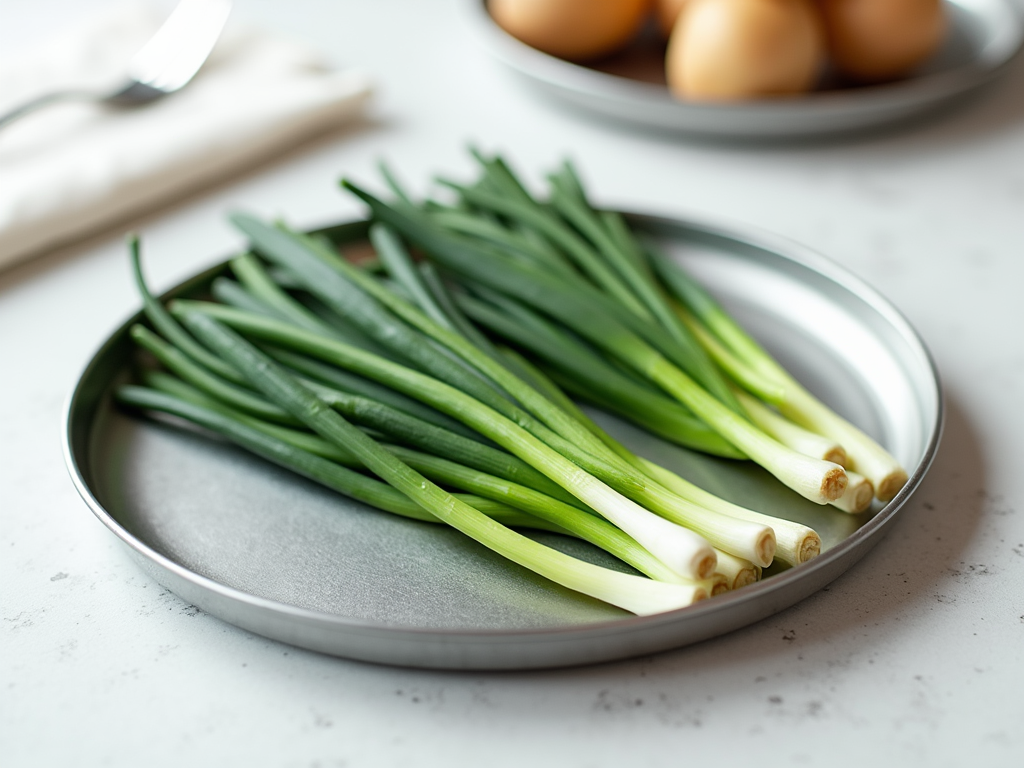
[0,2,372,270]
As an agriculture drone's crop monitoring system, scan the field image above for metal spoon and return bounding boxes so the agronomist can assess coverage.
[0,0,232,129]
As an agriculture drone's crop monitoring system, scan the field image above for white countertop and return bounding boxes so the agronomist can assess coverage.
[3,1,1023,765]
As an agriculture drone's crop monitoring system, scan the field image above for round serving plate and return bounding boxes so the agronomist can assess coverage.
[63,213,942,670]
[469,0,1024,139]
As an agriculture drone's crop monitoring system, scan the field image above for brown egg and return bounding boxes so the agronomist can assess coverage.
[488,0,651,62]
[666,0,825,100]
[820,0,947,82]
[654,0,690,37]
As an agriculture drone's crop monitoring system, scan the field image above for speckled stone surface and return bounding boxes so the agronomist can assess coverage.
[3,1,1023,765]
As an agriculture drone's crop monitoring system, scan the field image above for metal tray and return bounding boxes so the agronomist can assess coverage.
[468,0,1024,139]
[63,213,942,670]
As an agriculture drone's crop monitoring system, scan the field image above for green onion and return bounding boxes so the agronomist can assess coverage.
[171,300,719,582]
[171,309,710,614]
[130,324,296,425]
[712,549,761,590]
[116,151,903,613]
[137,315,582,507]
[380,447,691,584]
[438,179,652,318]
[735,388,847,467]
[451,285,742,457]
[237,216,781,565]
[426,209,578,280]
[208,263,480,440]
[129,236,246,385]
[829,470,875,514]
[116,382,549,531]
[230,214,646,494]
[651,246,907,502]
[135,370,697,584]
[230,252,335,335]
[212,276,280,318]
[370,223,454,332]
[639,459,821,566]
[341,180,848,505]
[263,345,479,440]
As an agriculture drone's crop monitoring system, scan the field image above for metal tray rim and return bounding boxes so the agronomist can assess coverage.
[62,211,943,665]
[468,0,1024,137]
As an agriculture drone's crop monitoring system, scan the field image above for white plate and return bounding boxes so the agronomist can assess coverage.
[470,0,1024,139]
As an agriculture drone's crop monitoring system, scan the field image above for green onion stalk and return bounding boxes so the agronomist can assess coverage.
[118,354,706,616]
[652,247,908,503]
[130,371,705,586]
[341,180,848,507]
[185,310,716,613]
[229,216,779,568]
[435,152,902,505]
[169,300,719,583]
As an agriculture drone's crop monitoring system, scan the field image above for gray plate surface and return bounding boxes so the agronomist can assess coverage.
[64,213,941,670]
[469,0,1024,139]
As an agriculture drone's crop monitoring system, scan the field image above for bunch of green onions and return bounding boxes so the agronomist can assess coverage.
[117,152,904,616]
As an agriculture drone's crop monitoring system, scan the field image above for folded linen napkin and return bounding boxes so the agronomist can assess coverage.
[0,2,372,271]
